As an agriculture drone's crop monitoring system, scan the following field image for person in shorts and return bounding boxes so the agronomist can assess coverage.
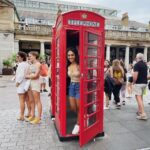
[15,51,30,121]
[126,64,133,97]
[133,53,148,120]
[40,60,48,92]
[67,47,80,135]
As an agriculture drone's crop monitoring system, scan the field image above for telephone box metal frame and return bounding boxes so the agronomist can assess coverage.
[51,10,105,147]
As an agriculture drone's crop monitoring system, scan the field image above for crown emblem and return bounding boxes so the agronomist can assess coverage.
[82,13,87,19]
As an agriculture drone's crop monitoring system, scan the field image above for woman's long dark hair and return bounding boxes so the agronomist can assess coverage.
[67,47,79,67]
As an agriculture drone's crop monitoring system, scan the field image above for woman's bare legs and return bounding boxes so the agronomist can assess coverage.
[27,90,35,118]
[18,94,25,119]
[69,97,77,113]
[32,90,42,119]
[25,93,31,117]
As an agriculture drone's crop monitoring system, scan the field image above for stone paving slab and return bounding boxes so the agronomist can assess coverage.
[0,75,150,150]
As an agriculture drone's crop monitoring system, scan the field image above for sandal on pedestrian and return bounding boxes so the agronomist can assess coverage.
[25,116,34,122]
[17,116,24,121]
[30,117,41,124]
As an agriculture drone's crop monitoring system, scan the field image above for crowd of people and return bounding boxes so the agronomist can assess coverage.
[104,53,150,120]
[14,50,150,127]
[14,51,50,124]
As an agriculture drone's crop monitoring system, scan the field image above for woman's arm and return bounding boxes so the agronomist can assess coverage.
[109,67,113,78]
[26,63,41,79]
[120,66,124,77]
[15,63,26,86]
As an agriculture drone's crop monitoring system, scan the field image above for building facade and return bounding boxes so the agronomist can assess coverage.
[0,0,150,73]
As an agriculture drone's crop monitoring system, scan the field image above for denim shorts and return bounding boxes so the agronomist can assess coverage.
[69,82,80,99]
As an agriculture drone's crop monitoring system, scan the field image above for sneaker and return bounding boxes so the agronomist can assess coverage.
[30,117,41,124]
[136,114,148,120]
[43,89,48,92]
[116,102,121,109]
[25,116,34,122]
[72,124,79,135]
[122,101,125,105]
[136,111,141,116]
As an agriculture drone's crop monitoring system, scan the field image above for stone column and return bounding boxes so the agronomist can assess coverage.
[116,47,120,59]
[144,46,148,62]
[40,41,45,56]
[132,47,136,61]
[148,47,150,62]
[106,45,111,61]
[125,45,130,68]
[14,40,19,53]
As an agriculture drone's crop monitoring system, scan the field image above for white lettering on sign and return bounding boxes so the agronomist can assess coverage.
[68,19,100,27]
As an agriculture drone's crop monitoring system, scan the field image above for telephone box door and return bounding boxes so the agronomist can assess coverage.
[80,29,104,146]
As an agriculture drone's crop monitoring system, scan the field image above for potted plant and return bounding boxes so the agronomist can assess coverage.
[2,57,14,75]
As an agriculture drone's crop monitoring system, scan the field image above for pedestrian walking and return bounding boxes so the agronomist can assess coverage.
[104,60,112,109]
[133,53,148,120]
[120,60,127,105]
[126,64,133,98]
[48,60,51,97]
[40,60,49,92]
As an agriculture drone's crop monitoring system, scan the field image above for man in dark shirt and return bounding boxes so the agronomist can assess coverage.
[133,53,148,120]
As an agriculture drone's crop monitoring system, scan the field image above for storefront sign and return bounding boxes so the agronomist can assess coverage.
[68,19,100,27]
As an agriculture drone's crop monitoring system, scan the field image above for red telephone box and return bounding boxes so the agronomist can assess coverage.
[51,10,105,147]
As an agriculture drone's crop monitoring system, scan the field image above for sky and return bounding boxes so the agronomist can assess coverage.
[61,0,150,24]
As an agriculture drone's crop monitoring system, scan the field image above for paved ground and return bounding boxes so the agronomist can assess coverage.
[0,75,150,150]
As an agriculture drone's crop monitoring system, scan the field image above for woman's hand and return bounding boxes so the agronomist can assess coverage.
[16,82,20,87]
[25,75,30,79]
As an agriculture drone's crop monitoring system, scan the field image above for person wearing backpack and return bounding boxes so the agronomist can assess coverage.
[40,60,49,92]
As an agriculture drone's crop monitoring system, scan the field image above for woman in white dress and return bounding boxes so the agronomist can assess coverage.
[15,51,30,121]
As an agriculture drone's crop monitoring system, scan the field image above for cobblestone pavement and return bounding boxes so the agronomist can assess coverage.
[0,75,150,150]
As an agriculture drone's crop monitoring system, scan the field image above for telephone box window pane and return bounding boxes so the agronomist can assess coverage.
[85,58,98,68]
[87,46,98,56]
[84,81,99,92]
[84,106,97,128]
[84,91,97,104]
[87,114,96,127]
[86,69,98,79]
[88,33,98,44]
[55,68,60,113]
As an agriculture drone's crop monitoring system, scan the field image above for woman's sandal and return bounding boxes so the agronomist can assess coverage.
[25,115,30,118]
[17,116,24,121]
